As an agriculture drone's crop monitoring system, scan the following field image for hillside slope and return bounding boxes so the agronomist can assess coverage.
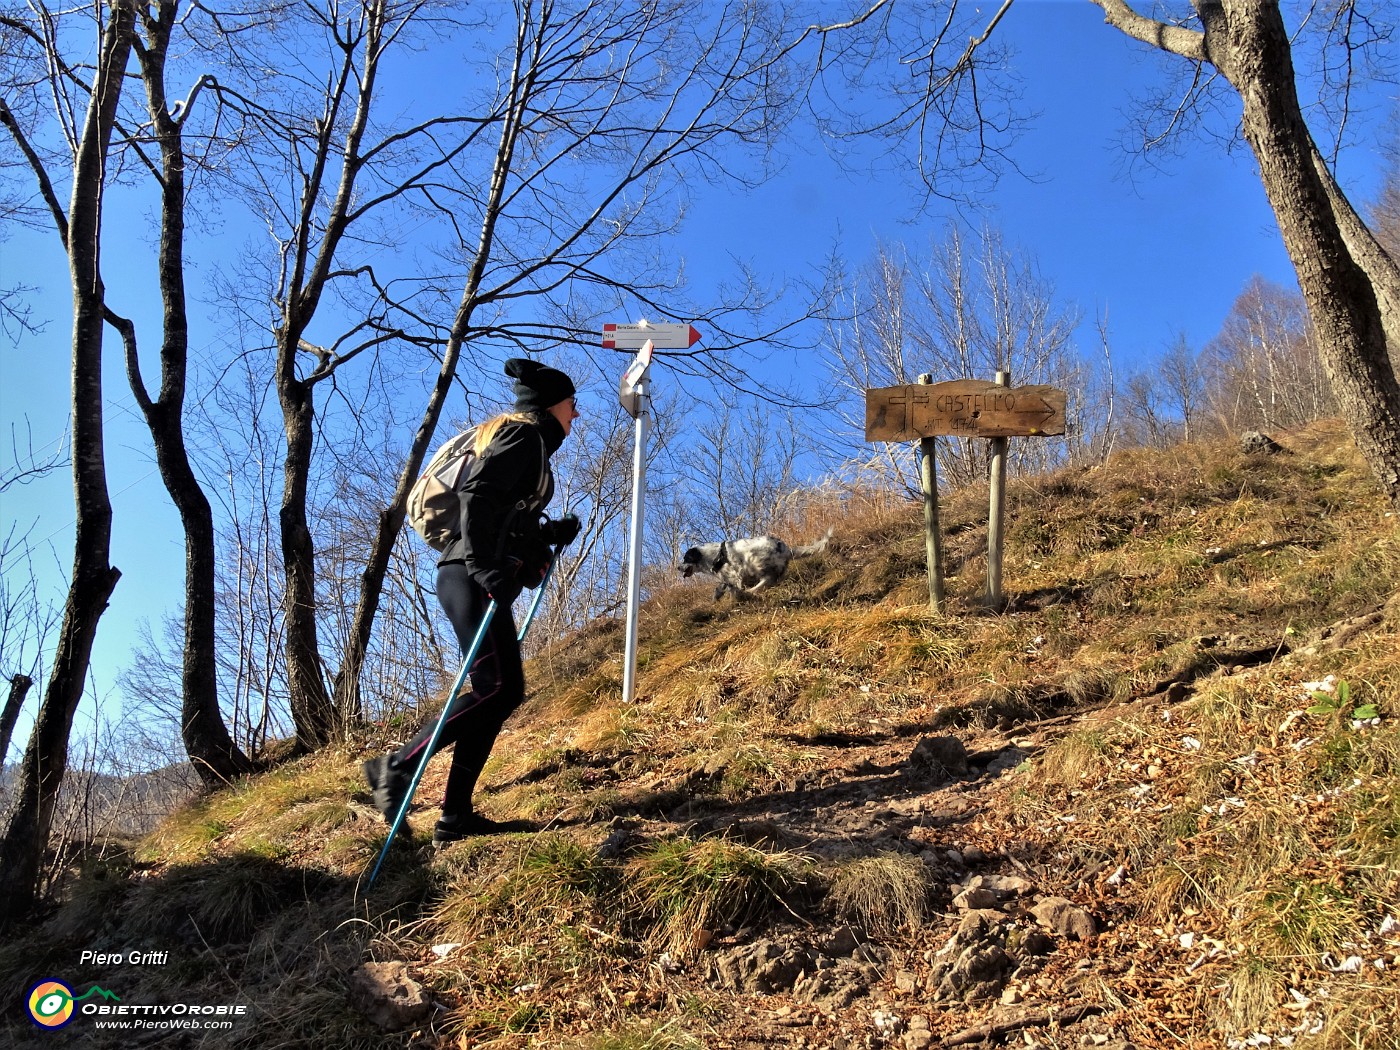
[3,421,1396,1049]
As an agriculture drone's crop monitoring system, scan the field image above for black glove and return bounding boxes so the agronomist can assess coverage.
[473,566,522,607]
[517,541,553,590]
[539,512,581,547]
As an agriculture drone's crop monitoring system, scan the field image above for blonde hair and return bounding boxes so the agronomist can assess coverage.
[472,411,538,455]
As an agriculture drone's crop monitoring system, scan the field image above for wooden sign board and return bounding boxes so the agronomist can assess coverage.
[866,380,1067,441]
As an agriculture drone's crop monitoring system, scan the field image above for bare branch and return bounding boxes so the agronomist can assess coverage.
[1089,0,1207,61]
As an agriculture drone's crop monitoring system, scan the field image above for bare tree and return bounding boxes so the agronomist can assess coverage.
[113,0,252,785]
[0,527,61,767]
[824,225,1084,489]
[1070,309,1118,465]
[1119,370,1181,450]
[1374,122,1400,257]
[1201,274,1328,433]
[819,0,1400,502]
[193,0,811,747]
[0,0,134,924]
[1160,334,1206,443]
[5,0,255,789]
[677,392,802,541]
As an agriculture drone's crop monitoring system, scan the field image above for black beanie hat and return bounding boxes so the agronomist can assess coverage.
[504,358,575,412]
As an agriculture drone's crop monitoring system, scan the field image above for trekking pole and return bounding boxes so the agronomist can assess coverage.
[366,598,497,889]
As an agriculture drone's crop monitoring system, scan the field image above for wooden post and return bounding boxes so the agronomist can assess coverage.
[986,370,1010,607]
[918,374,946,613]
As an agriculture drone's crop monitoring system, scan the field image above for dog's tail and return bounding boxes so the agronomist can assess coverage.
[790,526,835,559]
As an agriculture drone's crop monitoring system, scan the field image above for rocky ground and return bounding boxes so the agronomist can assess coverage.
[367,673,1348,1050]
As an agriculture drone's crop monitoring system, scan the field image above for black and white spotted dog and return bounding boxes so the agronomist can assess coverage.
[678,527,834,600]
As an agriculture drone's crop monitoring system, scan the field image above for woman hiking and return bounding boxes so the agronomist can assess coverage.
[363,358,581,846]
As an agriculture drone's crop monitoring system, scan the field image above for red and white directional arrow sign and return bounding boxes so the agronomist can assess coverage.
[602,321,701,350]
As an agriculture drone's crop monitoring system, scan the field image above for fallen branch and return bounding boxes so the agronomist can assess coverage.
[943,1002,1105,1046]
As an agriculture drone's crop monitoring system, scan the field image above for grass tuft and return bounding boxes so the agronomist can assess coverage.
[827,852,932,937]
[627,836,805,959]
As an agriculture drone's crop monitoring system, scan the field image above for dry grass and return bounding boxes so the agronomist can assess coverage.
[6,420,1398,1049]
[827,852,933,937]
[627,836,808,960]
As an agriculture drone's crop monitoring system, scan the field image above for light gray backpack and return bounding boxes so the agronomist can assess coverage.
[406,426,547,551]
[406,429,480,551]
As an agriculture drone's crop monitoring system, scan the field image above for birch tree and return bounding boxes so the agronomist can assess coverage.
[824,226,1083,490]
[1201,275,1328,433]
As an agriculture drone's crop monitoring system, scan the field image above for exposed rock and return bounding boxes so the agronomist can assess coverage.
[793,959,880,1010]
[1006,926,1055,957]
[821,925,863,957]
[707,938,815,995]
[1030,896,1097,941]
[906,736,969,779]
[932,942,1013,1002]
[971,874,1036,898]
[954,908,1008,946]
[953,887,1000,910]
[347,961,432,1030]
[595,827,635,859]
[983,748,1030,776]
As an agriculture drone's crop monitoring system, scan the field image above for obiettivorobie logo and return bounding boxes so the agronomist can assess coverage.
[25,978,248,1031]
[27,980,120,1029]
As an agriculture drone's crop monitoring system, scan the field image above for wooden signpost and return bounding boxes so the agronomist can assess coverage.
[865,379,1066,442]
[866,374,1067,610]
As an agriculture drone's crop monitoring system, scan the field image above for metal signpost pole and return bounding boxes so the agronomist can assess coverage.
[621,351,651,705]
[607,321,700,705]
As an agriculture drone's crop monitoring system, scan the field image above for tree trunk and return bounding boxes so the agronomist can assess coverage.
[125,2,252,786]
[1090,0,1400,502]
[0,0,133,925]
[329,365,460,729]
[278,373,335,750]
[1203,0,1400,502]
[0,673,32,766]
[328,58,524,728]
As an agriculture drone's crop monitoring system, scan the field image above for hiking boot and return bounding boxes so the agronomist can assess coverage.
[432,812,539,847]
[362,754,409,823]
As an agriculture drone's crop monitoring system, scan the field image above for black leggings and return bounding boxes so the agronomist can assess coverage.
[392,562,525,819]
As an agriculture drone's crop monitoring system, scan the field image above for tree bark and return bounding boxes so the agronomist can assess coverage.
[278,376,336,750]
[0,0,134,925]
[0,673,32,767]
[272,3,388,750]
[1094,0,1400,504]
[1205,0,1400,502]
[122,1,252,786]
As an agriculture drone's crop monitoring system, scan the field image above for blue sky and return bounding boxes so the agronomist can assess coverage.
[1,0,1394,761]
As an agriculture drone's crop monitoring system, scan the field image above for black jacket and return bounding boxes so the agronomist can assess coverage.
[438,413,563,576]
